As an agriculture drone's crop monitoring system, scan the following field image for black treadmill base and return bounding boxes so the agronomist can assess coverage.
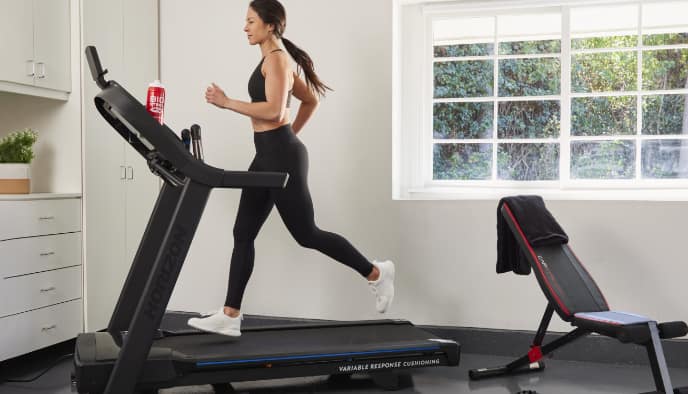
[74,317,460,394]
[75,352,454,393]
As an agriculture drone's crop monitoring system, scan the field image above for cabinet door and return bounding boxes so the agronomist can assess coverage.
[33,0,70,92]
[122,0,160,264]
[124,152,160,264]
[82,0,126,332]
[0,0,35,86]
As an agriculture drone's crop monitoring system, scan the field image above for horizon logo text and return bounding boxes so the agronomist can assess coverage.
[144,226,188,321]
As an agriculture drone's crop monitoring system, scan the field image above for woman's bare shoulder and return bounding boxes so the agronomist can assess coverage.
[263,50,290,71]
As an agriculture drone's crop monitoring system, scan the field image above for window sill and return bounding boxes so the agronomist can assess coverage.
[398,187,688,201]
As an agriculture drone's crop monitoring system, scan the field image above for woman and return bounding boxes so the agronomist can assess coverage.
[188,0,395,337]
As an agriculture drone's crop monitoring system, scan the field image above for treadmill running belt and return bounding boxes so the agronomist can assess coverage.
[161,311,340,335]
[157,322,439,365]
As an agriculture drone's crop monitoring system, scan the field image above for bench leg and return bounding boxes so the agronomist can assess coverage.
[646,321,674,394]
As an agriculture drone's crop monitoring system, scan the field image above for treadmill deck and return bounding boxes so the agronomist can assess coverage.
[74,318,460,393]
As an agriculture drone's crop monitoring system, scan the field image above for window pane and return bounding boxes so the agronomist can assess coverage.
[499,39,560,55]
[499,58,560,96]
[433,17,494,42]
[642,139,688,179]
[498,100,560,138]
[643,32,688,46]
[571,5,637,33]
[572,35,636,50]
[434,61,494,98]
[642,49,688,91]
[498,13,561,38]
[643,2,688,29]
[434,102,493,139]
[497,143,559,180]
[433,143,492,180]
[572,52,637,92]
[571,140,635,179]
[571,97,636,136]
[642,95,687,135]
[434,43,493,57]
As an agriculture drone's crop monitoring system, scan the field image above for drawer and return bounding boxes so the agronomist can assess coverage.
[0,232,81,278]
[0,198,81,240]
[0,265,82,317]
[0,299,82,361]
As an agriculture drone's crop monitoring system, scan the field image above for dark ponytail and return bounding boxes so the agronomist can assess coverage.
[249,0,332,97]
[281,37,331,97]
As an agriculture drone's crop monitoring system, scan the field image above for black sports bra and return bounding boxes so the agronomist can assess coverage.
[248,49,292,108]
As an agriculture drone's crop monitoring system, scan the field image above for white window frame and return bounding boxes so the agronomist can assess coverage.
[392,0,688,200]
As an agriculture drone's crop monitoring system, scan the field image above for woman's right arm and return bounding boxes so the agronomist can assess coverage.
[291,72,319,134]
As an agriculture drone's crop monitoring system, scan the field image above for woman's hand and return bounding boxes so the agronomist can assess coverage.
[205,83,230,109]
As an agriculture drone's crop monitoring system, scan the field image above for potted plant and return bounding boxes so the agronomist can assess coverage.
[0,129,38,194]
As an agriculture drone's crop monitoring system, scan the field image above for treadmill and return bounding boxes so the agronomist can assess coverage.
[73,46,460,394]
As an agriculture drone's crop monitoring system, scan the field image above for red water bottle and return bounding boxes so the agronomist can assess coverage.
[146,80,166,124]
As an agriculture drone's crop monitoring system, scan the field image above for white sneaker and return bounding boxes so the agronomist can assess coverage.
[187,308,242,337]
[369,260,395,313]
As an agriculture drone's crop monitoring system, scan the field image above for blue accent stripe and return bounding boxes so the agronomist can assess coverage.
[196,345,441,367]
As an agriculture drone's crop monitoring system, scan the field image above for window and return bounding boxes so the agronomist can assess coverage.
[394,1,688,199]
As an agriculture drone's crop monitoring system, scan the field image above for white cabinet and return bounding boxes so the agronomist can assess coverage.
[0,194,82,361]
[33,0,71,92]
[82,0,160,332]
[0,0,71,100]
[0,0,34,87]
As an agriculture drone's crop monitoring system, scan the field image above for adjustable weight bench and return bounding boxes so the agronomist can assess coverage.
[469,196,688,394]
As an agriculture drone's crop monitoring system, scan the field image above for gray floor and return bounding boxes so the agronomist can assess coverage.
[1,344,687,394]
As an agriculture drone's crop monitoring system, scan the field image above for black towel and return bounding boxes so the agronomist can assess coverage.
[497,195,568,275]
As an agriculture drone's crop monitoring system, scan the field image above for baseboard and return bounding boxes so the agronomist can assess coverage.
[421,326,688,369]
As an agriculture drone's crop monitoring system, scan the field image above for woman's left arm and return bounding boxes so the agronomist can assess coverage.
[205,54,291,121]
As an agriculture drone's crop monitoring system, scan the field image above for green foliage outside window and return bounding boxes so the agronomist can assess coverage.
[500,39,560,55]
[643,32,688,46]
[643,95,686,135]
[434,102,493,139]
[434,43,493,57]
[432,31,688,181]
[434,61,494,98]
[498,143,559,180]
[571,140,635,179]
[572,97,636,136]
[434,144,492,180]
[498,101,560,139]
[572,52,637,92]
[499,58,560,96]
[572,35,637,50]
[642,49,688,90]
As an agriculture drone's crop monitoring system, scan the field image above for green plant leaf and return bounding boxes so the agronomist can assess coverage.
[0,129,38,164]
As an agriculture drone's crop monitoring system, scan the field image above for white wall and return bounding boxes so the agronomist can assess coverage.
[0,0,82,193]
[161,0,688,333]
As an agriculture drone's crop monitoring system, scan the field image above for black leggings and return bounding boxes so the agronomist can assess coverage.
[225,124,374,309]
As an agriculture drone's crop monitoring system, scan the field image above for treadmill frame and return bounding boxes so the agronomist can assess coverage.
[104,179,212,394]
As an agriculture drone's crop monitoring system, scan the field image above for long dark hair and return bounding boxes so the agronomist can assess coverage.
[249,0,332,97]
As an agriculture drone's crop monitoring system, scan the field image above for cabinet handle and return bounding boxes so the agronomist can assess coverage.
[41,324,57,331]
[120,165,127,180]
[126,166,134,180]
[40,286,56,293]
[38,216,55,221]
[36,62,46,79]
[26,60,35,77]
[40,251,55,257]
